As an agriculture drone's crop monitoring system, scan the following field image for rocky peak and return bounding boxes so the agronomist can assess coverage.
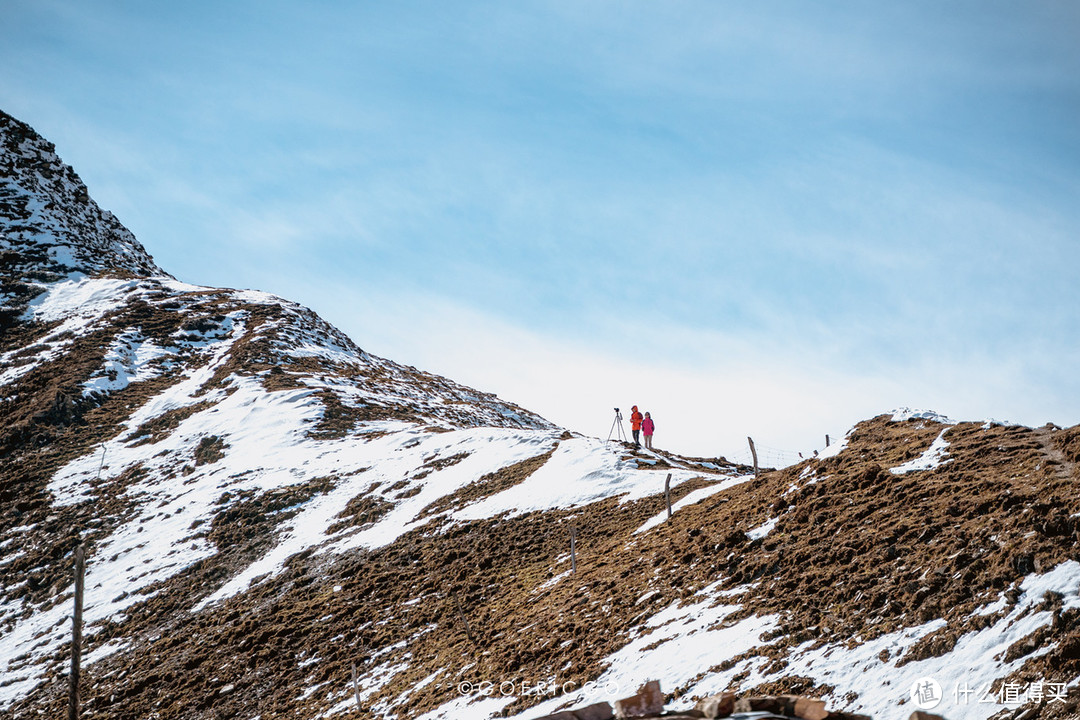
[0,110,165,325]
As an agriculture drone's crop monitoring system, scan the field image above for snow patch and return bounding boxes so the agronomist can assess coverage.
[82,330,174,396]
[890,429,952,474]
[746,517,778,541]
[816,433,849,460]
[454,437,713,523]
[891,408,957,424]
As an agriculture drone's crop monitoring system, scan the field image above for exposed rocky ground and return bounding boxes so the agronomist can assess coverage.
[1,109,1078,720]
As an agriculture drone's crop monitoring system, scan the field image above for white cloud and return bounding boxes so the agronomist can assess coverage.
[276,279,1077,464]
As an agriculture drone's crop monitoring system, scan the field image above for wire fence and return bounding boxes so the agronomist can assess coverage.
[725,434,843,470]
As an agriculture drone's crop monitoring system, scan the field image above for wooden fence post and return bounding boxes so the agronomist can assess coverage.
[747,437,759,479]
[664,473,672,520]
[351,662,362,712]
[69,544,85,720]
[570,526,577,575]
[825,434,830,448]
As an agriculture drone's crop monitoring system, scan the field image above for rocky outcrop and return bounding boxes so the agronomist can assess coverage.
[0,110,165,325]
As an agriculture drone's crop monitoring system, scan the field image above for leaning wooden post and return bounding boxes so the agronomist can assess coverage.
[747,437,759,479]
[69,544,85,720]
[664,473,672,520]
[825,434,830,448]
[351,662,362,712]
[570,526,577,575]
[450,590,476,646]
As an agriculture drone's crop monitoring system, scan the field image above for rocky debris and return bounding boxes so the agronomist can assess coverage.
[907,712,945,720]
[543,686,874,720]
[733,695,869,719]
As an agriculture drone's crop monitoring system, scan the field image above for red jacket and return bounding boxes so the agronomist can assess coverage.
[630,407,643,430]
[642,417,654,435]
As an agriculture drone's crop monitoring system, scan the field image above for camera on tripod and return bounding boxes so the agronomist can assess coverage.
[608,407,626,442]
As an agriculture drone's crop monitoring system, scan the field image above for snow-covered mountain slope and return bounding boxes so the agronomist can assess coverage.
[0,109,744,717]
[2,110,1079,720]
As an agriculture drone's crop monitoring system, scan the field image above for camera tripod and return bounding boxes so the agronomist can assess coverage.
[607,407,627,442]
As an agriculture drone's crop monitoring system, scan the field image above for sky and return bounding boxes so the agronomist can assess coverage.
[2,0,1079,462]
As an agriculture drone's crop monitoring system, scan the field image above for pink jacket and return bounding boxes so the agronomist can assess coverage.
[642,417,654,435]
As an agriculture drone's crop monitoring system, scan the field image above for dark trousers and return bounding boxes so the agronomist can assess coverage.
[632,429,640,446]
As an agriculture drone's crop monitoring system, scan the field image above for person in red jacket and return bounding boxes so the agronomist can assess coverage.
[630,405,643,448]
[642,412,655,450]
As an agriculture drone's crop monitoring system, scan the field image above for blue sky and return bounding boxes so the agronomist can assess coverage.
[3,1,1079,459]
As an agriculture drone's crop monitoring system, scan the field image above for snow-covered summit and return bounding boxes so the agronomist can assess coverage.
[889,407,956,424]
[0,110,165,323]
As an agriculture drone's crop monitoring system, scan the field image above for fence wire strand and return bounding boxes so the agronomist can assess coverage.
[725,434,843,470]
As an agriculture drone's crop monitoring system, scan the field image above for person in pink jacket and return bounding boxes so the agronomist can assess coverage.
[642,412,655,450]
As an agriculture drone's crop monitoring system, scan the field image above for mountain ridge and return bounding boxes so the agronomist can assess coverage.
[1,110,1078,720]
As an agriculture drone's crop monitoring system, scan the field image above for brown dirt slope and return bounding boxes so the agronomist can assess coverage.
[5,413,1078,719]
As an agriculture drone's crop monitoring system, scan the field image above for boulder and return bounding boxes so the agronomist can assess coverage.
[574,702,615,720]
[793,696,828,720]
[531,703,613,720]
[733,696,782,714]
[908,713,946,720]
[695,691,735,718]
[614,680,664,719]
